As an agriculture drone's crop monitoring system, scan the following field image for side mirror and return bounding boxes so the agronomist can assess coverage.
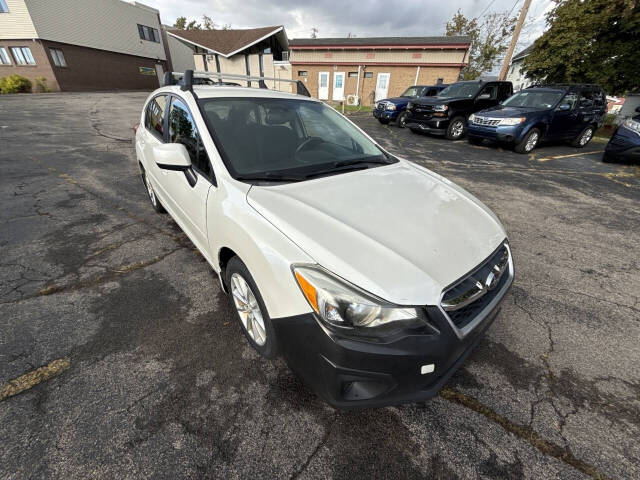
[477,93,491,100]
[153,143,192,170]
[557,103,571,111]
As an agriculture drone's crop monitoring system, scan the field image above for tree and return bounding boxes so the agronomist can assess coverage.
[523,0,640,95]
[202,15,215,30]
[445,9,518,80]
[173,16,187,30]
[173,15,230,31]
[311,27,318,39]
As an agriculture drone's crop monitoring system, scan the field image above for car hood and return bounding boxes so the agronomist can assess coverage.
[379,96,410,105]
[477,105,545,117]
[415,96,467,106]
[247,161,506,305]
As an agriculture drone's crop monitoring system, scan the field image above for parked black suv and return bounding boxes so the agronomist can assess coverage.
[405,80,513,140]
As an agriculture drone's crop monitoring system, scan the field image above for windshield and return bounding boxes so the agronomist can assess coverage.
[437,82,482,98]
[401,86,422,97]
[199,98,394,181]
[502,90,563,109]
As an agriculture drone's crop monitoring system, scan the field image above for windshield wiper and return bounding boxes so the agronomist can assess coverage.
[303,157,392,179]
[235,172,305,183]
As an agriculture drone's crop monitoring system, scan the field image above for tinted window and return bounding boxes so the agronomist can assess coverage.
[557,93,578,110]
[498,84,512,100]
[502,90,563,108]
[145,95,166,140]
[401,86,422,97]
[479,84,498,100]
[438,82,481,98]
[200,98,386,177]
[169,98,211,176]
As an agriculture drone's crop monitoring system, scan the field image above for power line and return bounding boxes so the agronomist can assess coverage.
[477,0,498,19]
[507,0,522,18]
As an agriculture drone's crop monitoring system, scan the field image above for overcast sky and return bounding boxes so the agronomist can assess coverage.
[144,0,553,51]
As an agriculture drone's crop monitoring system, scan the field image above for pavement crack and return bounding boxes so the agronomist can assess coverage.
[439,387,612,480]
[289,413,337,480]
[0,358,71,401]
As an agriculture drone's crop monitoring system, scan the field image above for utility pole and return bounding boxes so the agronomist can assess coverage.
[499,0,533,81]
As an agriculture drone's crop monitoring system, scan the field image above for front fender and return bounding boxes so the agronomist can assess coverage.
[207,181,314,319]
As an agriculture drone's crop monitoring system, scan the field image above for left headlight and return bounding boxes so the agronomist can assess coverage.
[623,118,640,135]
[385,104,396,111]
[433,104,448,112]
[293,266,423,333]
[498,117,526,126]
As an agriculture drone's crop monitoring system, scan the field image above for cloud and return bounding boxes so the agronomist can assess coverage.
[144,0,551,46]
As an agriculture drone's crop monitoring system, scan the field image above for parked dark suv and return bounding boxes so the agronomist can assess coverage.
[373,84,447,128]
[603,106,640,163]
[467,84,607,153]
[405,80,513,140]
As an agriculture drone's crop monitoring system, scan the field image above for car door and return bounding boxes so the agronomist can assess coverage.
[474,83,499,111]
[158,95,213,253]
[139,94,173,203]
[549,92,580,140]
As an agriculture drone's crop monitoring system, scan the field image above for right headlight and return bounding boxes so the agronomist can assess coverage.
[293,265,425,334]
[433,104,449,112]
[469,113,476,122]
[407,102,413,109]
[623,118,640,135]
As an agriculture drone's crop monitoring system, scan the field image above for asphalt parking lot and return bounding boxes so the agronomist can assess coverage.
[1,92,639,480]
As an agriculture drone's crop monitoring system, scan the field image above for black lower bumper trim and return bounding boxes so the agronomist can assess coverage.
[272,293,508,408]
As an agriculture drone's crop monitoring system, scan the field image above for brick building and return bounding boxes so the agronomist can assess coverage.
[289,36,470,105]
[0,0,167,91]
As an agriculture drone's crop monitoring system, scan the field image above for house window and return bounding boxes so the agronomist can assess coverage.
[363,72,373,78]
[0,0,8,13]
[348,72,358,77]
[0,47,11,65]
[137,24,160,43]
[50,48,67,67]
[298,70,307,77]
[281,51,289,61]
[11,47,36,65]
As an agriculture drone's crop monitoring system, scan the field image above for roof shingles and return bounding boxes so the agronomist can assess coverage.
[168,26,282,56]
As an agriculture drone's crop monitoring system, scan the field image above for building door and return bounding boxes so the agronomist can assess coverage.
[332,72,345,101]
[318,72,329,100]
[375,73,390,101]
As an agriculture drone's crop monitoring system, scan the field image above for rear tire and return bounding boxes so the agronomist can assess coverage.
[445,116,467,140]
[396,111,409,128]
[378,118,390,125]
[225,256,278,359]
[515,128,540,154]
[141,167,166,213]
[571,125,595,148]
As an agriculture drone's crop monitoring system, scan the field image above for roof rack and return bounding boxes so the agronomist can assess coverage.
[163,70,311,97]
[526,83,601,90]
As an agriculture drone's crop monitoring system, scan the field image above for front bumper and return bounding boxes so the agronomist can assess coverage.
[405,117,449,135]
[467,123,527,144]
[272,264,514,408]
[604,126,640,162]
[373,109,399,120]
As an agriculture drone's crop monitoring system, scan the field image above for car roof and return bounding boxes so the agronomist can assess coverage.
[155,85,319,102]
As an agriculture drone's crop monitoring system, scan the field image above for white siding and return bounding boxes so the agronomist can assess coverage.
[24,0,165,60]
[167,35,195,72]
[0,0,37,39]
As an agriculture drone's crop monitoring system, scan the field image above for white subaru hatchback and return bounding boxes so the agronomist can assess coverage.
[135,71,514,408]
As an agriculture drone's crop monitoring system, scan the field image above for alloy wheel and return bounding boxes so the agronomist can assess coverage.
[451,121,464,138]
[230,273,267,346]
[146,174,157,207]
[580,128,593,146]
[525,131,539,152]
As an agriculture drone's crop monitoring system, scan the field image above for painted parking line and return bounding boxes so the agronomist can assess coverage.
[0,358,71,401]
[536,150,602,162]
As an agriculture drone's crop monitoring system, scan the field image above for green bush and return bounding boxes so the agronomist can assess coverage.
[33,76,50,93]
[0,74,32,93]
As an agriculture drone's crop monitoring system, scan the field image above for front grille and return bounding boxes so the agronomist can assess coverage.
[375,101,391,111]
[441,245,510,330]
[413,104,433,113]
[472,116,501,127]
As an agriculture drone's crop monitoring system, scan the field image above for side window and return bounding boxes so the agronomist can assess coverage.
[145,95,167,140]
[498,84,512,100]
[168,98,211,177]
[557,93,578,110]
[479,84,498,100]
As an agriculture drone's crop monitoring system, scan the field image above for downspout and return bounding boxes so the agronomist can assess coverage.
[414,66,420,86]
[245,54,251,87]
[355,65,361,102]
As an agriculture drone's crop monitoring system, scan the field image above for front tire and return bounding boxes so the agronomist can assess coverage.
[141,167,166,213]
[396,111,409,128]
[571,125,595,148]
[378,118,390,125]
[515,128,540,154]
[446,116,467,140]
[225,256,277,359]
